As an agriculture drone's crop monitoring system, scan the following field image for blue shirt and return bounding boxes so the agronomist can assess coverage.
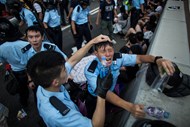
[71,5,90,25]
[0,40,29,71]
[43,9,61,27]
[37,62,92,127]
[19,8,37,27]
[132,0,144,10]
[20,41,67,65]
[85,54,137,96]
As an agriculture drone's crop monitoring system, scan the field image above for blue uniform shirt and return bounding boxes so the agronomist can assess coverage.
[19,8,37,27]
[85,54,137,96]
[71,5,90,25]
[0,40,29,71]
[43,9,61,27]
[132,0,144,9]
[37,62,92,127]
[20,41,67,65]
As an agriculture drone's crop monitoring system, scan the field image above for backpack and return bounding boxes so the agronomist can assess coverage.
[146,62,190,97]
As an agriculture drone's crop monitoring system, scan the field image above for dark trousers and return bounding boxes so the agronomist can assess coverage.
[75,23,93,52]
[59,1,69,25]
[49,26,63,50]
[13,70,29,108]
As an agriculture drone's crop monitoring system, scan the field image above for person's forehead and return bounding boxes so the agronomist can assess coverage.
[98,45,114,50]
[27,30,41,35]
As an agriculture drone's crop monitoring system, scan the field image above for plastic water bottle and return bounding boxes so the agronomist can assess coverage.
[151,73,169,92]
[100,56,109,78]
[145,106,170,119]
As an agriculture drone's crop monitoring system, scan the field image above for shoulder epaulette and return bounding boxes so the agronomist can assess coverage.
[21,44,31,53]
[44,44,56,50]
[87,60,98,73]
[49,96,70,116]
[113,53,122,61]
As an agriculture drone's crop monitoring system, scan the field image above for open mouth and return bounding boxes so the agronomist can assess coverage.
[106,58,112,61]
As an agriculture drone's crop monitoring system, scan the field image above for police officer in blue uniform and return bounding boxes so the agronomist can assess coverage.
[71,0,93,53]
[0,17,30,108]
[84,41,175,118]
[6,0,37,27]
[43,0,63,50]
[21,26,67,101]
[26,35,112,127]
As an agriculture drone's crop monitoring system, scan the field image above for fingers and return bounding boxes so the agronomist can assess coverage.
[158,59,175,76]
[132,104,146,118]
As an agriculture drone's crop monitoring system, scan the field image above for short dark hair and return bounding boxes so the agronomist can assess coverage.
[128,33,137,44]
[26,51,66,88]
[25,25,44,36]
[94,41,113,51]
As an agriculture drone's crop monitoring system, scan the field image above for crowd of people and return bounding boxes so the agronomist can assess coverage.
[0,0,176,127]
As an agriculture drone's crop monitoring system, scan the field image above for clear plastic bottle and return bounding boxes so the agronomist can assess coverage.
[145,106,170,119]
[100,56,109,78]
[151,73,169,92]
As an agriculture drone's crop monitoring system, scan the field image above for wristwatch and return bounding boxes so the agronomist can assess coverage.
[154,56,163,64]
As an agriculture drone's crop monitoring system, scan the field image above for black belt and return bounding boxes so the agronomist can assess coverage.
[76,22,88,27]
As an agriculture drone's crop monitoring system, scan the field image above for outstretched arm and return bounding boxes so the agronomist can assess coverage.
[136,55,175,75]
[68,35,111,67]
[106,91,145,118]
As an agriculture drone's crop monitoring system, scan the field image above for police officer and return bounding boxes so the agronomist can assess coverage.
[71,0,93,53]
[20,25,67,103]
[43,0,63,50]
[6,0,38,27]
[0,17,30,108]
[84,41,175,118]
[26,35,112,127]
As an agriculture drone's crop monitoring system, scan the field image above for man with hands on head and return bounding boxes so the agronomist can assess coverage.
[84,41,175,118]
[26,35,114,127]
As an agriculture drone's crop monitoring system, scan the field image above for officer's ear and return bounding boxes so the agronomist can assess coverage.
[94,51,98,56]
[52,79,60,87]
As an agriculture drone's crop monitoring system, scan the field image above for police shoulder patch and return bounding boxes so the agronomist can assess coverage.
[21,44,31,53]
[44,44,56,50]
[87,60,98,73]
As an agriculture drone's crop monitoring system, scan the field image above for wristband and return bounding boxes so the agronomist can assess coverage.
[154,56,163,64]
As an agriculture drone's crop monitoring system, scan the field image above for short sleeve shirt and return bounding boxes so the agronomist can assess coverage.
[0,40,29,71]
[85,54,137,96]
[37,62,93,127]
[20,41,67,65]
[71,5,90,25]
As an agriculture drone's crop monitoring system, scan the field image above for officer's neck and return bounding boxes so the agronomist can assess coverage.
[45,86,60,92]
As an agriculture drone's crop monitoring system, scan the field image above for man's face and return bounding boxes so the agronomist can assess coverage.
[95,45,114,67]
[27,31,43,51]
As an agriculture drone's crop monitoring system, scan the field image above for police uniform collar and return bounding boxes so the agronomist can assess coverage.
[40,85,68,98]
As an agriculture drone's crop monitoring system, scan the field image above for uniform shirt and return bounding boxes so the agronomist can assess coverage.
[132,0,144,10]
[0,40,29,71]
[19,8,37,27]
[43,9,61,27]
[20,41,67,65]
[85,54,137,96]
[71,5,90,25]
[37,62,92,127]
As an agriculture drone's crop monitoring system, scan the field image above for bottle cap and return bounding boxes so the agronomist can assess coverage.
[164,112,170,119]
